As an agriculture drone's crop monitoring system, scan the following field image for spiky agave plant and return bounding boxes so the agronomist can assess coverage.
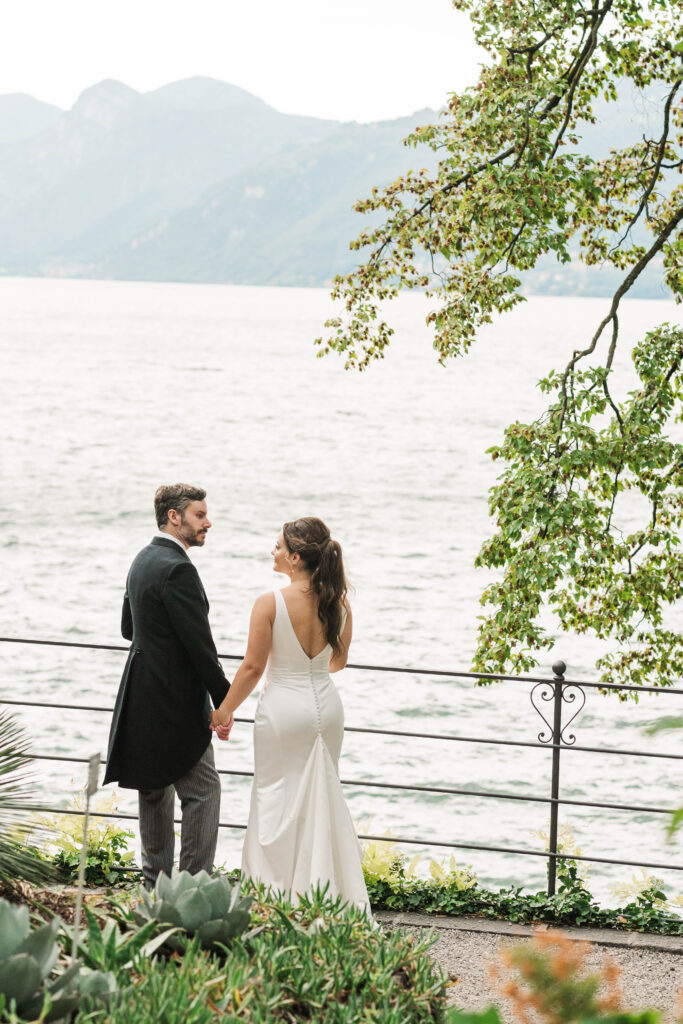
[0,708,54,885]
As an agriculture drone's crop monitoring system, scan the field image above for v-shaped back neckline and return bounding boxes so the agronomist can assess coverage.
[277,588,329,662]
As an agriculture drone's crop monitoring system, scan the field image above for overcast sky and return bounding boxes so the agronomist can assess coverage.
[1,0,483,122]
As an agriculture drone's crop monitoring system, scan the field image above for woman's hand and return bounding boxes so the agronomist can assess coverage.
[210,709,234,741]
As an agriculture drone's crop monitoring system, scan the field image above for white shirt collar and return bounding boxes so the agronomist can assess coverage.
[155,530,187,552]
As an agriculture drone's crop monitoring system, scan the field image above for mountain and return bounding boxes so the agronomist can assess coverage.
[149,78,271,112]
[0,93,61,144]
[0,77,341,275]
[97,114,434,285]
[0,76,674,296]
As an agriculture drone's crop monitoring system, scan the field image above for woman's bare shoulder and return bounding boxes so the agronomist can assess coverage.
[253,591,276,619]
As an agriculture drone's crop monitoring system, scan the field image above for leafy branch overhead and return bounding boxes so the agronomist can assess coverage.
[317,0,683,688]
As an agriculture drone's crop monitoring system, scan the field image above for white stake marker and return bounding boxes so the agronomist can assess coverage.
[71,753,100,963]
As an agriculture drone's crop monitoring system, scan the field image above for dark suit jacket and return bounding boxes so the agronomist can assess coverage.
[104,536,230,790]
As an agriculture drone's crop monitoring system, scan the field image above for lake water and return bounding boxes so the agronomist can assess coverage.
[1,276,682,902]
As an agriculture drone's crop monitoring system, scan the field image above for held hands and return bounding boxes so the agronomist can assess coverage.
[210,710,234,742]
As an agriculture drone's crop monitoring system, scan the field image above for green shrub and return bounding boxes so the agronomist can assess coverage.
[31,792,137,887]
[360,837,683,936]
[77,885,449,1023]
[365,867,683,935]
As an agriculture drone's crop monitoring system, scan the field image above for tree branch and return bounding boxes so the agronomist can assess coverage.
[365,1,614,275]
[611,77,682,251]
[560,201,683,404]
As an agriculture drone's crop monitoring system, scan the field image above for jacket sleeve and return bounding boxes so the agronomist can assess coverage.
[121,593,133,641]
[161,561,230,708]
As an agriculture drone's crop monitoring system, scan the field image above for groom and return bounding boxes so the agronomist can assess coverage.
[104,483,233,887]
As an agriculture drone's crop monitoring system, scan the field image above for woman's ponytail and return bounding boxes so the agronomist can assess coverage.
[311,539,347,656]
[282,518,348,655]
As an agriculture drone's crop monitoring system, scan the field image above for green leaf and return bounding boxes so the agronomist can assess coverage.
[176,889,212,932]
[446,1009,503,1024]
[17,919,59,977]
[203,877,232,918]
[0,954,42,1007]
[666,807,683,840]
[0,901,29,958]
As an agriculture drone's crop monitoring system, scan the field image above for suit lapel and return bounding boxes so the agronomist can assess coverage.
[151,536,190,560]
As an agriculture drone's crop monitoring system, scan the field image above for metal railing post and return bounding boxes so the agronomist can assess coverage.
[547,659,566,896]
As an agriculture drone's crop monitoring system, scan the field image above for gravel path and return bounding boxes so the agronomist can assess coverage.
[378,914,683,1022]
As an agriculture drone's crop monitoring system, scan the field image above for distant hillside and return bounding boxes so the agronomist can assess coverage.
[0,77,673,297]
[0,93,61,143]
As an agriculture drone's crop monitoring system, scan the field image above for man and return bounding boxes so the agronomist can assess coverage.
[104,483,233,887]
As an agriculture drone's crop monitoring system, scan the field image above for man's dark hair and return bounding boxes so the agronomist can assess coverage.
[154,484,206,529]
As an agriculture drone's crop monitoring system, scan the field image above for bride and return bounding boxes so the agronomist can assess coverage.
[210,516,370,911]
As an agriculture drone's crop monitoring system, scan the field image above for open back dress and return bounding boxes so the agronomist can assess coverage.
[241,588,370,911]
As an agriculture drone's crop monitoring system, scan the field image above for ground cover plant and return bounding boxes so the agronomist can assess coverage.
[366,867,683,935]
[361,837,683,936]
[70,883,449,1024]
[5,876,676,1024]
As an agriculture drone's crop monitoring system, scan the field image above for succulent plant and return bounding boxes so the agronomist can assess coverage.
[133,870,253,950]
[0,898,116,1022]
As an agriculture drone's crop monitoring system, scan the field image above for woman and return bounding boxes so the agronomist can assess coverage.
[211,517,370,911]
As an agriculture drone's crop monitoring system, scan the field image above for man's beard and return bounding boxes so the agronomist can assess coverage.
[179,519,206,547]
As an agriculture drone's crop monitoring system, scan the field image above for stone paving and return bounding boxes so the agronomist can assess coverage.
[377,912,683,1023]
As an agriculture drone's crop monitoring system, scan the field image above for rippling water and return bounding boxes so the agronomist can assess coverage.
[1,277,681,900]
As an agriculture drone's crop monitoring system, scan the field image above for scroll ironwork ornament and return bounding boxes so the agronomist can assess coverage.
[530,682,556,744]
[559,684,586,745]
[530,667,586,745]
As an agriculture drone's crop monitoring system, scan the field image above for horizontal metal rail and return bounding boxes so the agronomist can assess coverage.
[4,634,683,897]
[27,753,678,817]
[5,697,681,762]
[3,635,683,695]
[12,804,683,875]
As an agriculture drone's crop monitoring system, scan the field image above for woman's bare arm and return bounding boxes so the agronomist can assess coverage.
[211,593,274,726]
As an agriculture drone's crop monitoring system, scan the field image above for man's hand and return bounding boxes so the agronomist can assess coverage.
[210,710,234,741]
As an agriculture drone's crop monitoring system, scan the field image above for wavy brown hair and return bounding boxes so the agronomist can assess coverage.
[282,517,348,656]
[154,483,206,529]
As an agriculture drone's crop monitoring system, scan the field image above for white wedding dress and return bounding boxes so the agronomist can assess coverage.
[241,588,370,912]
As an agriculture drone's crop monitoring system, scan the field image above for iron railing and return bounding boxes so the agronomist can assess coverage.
[2,635,682,896]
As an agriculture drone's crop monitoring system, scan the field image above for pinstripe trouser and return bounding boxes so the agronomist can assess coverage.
[138,743,221,888]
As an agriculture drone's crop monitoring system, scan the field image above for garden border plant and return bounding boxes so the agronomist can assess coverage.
[360,834,683,936]
[365,864,683,936]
